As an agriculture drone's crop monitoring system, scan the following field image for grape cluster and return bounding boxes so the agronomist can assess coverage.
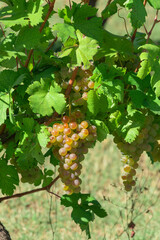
[10,158,41,184]
[59,67,95,106]
[47,115,97,195]
[114,115,159,191]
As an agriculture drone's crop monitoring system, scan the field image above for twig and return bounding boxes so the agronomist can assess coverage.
[16,57,19,71]
[25,0,56,68]
[40,0,56,33]
[65,67,79,98]
[0,175,60,203]
[0,24,6,38]
[102,0,113,26]
[45,36,58,52]
[69,0,72,9]
[146,10,159,43]
[131,0,147,42]
[117,8,131,38]
[24,49,34,68]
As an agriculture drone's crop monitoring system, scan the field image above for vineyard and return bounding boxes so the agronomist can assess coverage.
[0,0,160,239]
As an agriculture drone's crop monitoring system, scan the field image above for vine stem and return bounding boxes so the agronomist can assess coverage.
[131,0,147,42]
[45,36,58,52]
[0,175,60,203]
[0,24,6,38]
[65,67,79,98]
[24,0,56,68]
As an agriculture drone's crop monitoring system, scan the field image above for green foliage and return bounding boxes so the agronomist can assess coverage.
[61,193,107,239]
[125,0,147,28]
[0,0,160,238]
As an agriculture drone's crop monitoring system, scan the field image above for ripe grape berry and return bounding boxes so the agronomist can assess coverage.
[47,114,97,195]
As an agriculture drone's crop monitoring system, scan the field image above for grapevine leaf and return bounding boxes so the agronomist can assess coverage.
[91,120,109,142]
[87,90,100,116]
[0,0,44,27]
[0,159,19,196]
[61,193,107,239]
[53,23,77,43]
[147,0,160,9]
[125,0,147,28]
[37,126,50,148]
[0,93,9,125]
[26,79,66,116]
[15,26,41,50]
[73,3,103,42]
[102,0,126,19]
[137,44,160,79]
[74,30,98,69]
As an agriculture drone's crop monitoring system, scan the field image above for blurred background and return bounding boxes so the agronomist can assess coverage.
[1,0,160,239]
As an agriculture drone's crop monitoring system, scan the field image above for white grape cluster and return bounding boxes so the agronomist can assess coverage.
[114,115,159,191]
[47,115,97,195]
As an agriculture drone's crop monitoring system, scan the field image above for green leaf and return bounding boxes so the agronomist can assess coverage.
[102,0,125,19]
[26,79,66,116]
[87,90,99,116]
[91,120,109,142]
[0,0,44,27]
[15,26,41,50]
[37,126,50,148]
[0,93,9,125]
[0,159,19,196]
[125,0,147,28]
[61,193,107,239]
[147,0,160,9]
[53,23,76,43]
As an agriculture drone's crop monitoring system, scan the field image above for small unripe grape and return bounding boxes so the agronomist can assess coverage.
[76,124,82,132]
[64,123,69,128]
[88,81,94,89]
[74,85,81,92]
[71,133,79,141]
[70,163,78,170]
[69,153,77,161]
[64,144,72,151]
[46,142,52,148]
[121,173,128,180]
[121,156,128,164]
[130,180,136,186]
[66,138,73,145]
[62,116,70,123]
[89,125,96,133]
[82,92,88,100]
[56,135,63,143]
[63,163,70,170]
[53,123,60,129]
[130,168,136,176]
[64,128,72,135]
[127,158,135,166]
[81,129,89,137]
[50,136,56,143]
[69,122,78,130]
[124,165,131,172]
[63,184,69,191]
[73,92,81,99]
[132,163,138,169]
[80,121,89,129]
[65,189,73,195]
[82,85,89,91]
[72,141,79,148]
[78,132,86,139]
[51,129,59,136]
[153,124,159,130]
[125,184,132,192]
[73,179,81,187]
[74,109,84,118]
[59,148,67,156]
[57,124,64,132]
[61,82,68,89]
[48,127,53,133]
